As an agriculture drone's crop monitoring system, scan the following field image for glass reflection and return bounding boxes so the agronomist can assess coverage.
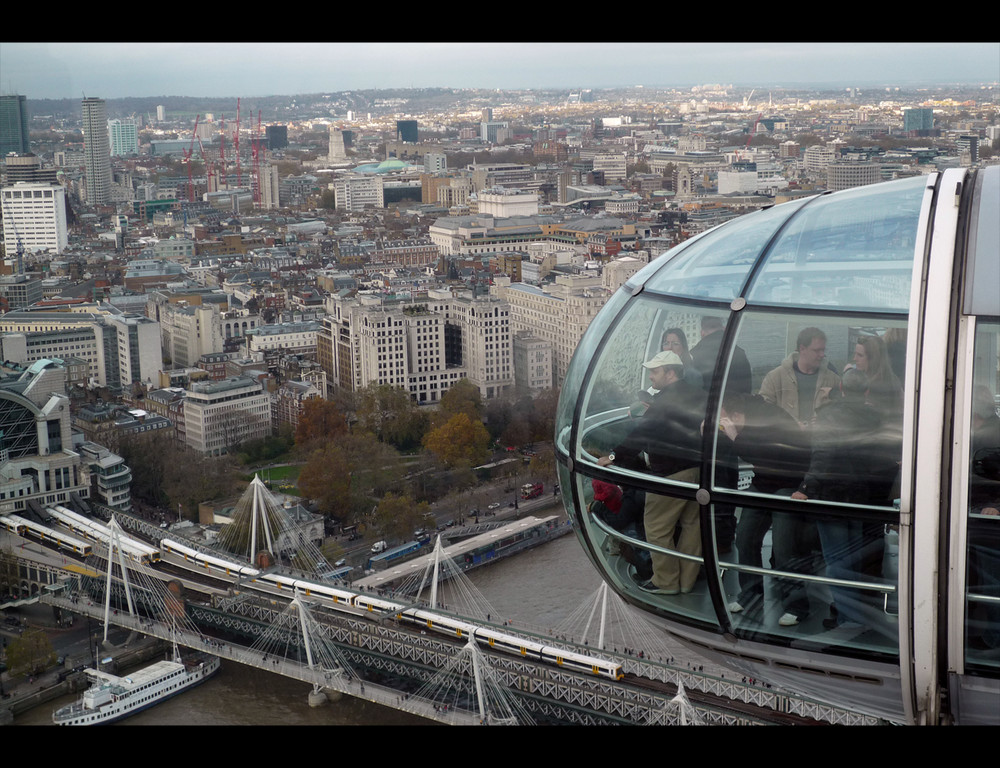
[747,175,926,312]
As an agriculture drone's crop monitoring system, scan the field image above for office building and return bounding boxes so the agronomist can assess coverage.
[334,174,383,211]
[266,125,288,150]
[903,108,934,135]
[82,98,112,205]
[3,153,59,185]
[0,95,30,155]
[182,376,272,456]
[1,183,69,254]
[318,291,513,402]
[396,120,418,143]
[0,310,160,389]
[108,117,139,156]
[493,274,609,385]
[480,121,510,144]
[328,128,347,161]
[827,162,881,191]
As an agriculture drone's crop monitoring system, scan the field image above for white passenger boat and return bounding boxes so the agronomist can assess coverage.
[52,651,220,725]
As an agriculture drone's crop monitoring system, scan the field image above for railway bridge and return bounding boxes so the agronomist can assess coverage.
[39,578,877,726]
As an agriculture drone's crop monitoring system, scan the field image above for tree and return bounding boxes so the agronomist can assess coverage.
[437,378,482,426]
[371,492,430,543]
[6,629,56,677]
[423,412,490,469]
[298,431,406,523]
[355,383,428,451]
[297,443,353,519]
[294,398,348,452]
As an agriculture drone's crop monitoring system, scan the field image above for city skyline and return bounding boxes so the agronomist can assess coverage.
[1,42,997,100]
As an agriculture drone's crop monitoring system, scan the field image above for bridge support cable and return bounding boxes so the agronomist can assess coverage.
[215,476,331,577]
[78,519,209,647]
[411,638,534,725]
[103,517,138,642]
[648,682,705,726]
[402,535,499,622]
[241,591,358,692]
[554,583,684,662]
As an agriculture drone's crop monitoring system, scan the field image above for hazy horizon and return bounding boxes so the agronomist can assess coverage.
[2,42,997,100]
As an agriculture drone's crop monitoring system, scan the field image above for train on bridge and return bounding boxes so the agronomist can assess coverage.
[160,537,624,681]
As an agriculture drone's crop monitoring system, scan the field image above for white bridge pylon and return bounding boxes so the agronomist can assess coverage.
[244,591,357,697]
[413,637,533,725]
[102,516,137,642]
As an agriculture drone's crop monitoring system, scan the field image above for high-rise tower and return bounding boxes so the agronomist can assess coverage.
[0,95,31,155]
[82,97,111,205]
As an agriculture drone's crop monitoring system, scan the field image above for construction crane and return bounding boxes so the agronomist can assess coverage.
[743,112,763,156]
[196,134,214,194]
[234,98,242,191]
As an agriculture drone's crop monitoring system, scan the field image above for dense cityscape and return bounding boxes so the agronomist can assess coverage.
[0,43,998,724]
[1,73,998,541]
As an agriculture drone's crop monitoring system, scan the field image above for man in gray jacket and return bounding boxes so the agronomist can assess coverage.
[759,327,841,428]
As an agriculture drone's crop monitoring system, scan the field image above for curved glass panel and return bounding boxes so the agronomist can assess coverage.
[572,468,720,629]
[747,175,928,312]
[964,166,1000,316]
[575,294,718,489]
[642,198,814,300]
[556,288,630,456]
[708,309,905,653]
[966,319,1000,672]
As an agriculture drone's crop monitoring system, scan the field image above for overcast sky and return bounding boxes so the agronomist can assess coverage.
[2,42,997,100]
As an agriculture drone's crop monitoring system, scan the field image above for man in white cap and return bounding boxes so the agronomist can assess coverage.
[599,350,707,594]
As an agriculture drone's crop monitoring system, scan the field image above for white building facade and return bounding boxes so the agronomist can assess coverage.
[1,183,69,254]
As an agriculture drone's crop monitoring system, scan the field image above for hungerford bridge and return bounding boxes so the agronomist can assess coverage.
[26,481,881,726]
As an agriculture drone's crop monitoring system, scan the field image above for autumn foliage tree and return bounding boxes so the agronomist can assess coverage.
[422,411,490,469]
[294,398,348,452]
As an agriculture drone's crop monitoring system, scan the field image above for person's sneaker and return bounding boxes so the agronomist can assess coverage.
[778,612,800,627]
[637,579,679,595]
[728,600,744,613]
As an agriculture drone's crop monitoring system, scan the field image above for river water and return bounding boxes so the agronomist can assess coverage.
[15,529,722,725]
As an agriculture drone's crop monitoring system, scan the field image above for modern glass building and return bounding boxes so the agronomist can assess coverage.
[0,95,30,156]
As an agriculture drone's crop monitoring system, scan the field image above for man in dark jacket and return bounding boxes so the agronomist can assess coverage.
[721,394,815,624]
[689,315,753,398]
[600,351,707,594]
[792,369,885,629]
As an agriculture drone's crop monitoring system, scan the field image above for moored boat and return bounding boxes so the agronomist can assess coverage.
[52,651,220,725]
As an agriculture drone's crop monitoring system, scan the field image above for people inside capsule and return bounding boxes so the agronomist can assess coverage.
[847,335,903,425]
[584,437,653,581]
[750,327,841,626]
[720,394,814,625]
[689,316,752,399]
[759,327,840,430]
[792,368,887,630]
[660,328,703,389]
[598,350,705,595]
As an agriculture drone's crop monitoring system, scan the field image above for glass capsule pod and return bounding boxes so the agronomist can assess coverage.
[555,166,999,724]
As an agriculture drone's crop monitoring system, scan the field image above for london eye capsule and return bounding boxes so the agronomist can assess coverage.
[555,166,999,724]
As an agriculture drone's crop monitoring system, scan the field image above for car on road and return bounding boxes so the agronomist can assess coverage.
[488,502,501,510]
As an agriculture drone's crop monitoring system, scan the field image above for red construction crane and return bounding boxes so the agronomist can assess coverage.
[234,98,241,190]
